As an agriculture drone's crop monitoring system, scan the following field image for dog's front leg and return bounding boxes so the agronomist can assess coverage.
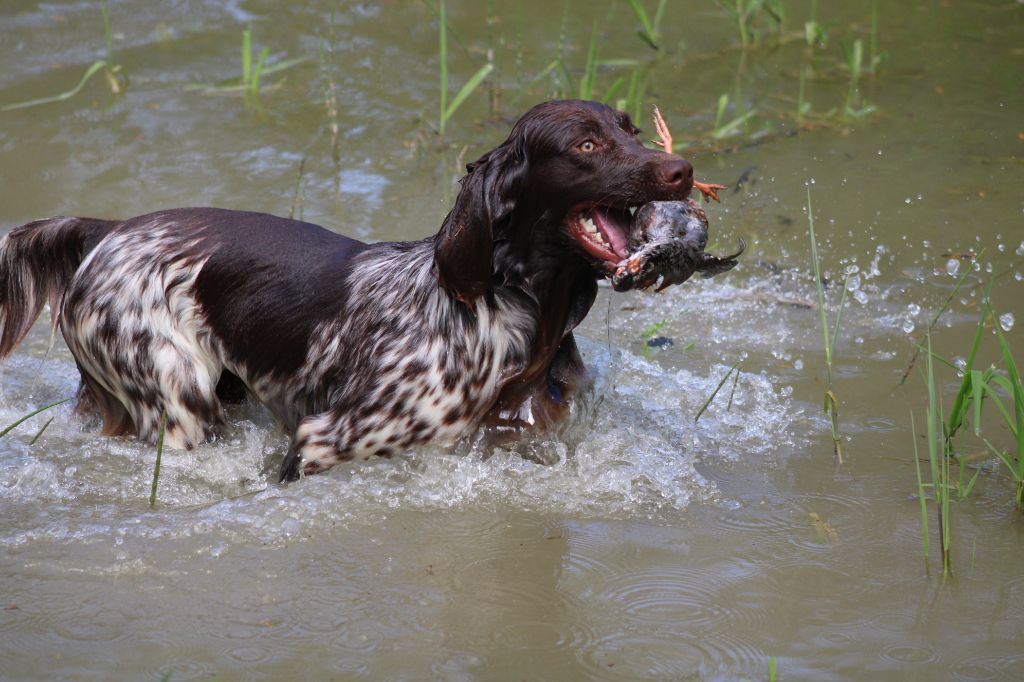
[278,411,352,482]
[278,409,407,482]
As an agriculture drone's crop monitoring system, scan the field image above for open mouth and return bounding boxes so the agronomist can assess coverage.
[566,204,638,265]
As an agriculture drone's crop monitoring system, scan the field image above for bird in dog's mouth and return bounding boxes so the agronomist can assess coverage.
[611,199,745,292]
[567,199,744,291]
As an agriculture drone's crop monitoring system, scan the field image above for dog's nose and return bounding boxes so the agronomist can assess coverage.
[659,158,694,188]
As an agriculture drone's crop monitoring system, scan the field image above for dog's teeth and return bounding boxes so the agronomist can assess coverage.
[582,218,598,234]
[628,206,638,216]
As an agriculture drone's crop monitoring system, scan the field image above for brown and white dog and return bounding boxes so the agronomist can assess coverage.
[0,100,694,481]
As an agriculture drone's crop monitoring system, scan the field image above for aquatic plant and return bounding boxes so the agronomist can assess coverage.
[712,93,758,139]
[918,333,955,576]
[694,359,742,422]
[944,294,1024,510]
[912,288,1023,575]
[625,0,668,50]
[807,187,848,463]
[149,410,168,508]
[805,0,826,47]
[0,1,124,112]
[185,27,305,96]
[436,0,494,137]
[840,39,875,118]
[718,0,785,49]
[0,398,72,438]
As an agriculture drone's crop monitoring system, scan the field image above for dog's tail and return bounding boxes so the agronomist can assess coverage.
[0,216,118,359]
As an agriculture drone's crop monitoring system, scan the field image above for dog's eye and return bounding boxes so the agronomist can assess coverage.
[577,140,597,153]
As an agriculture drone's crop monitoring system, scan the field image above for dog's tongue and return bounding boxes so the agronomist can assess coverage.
[590,206,630,259]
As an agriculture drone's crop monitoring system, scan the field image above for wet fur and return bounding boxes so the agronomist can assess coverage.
[0,100,693,481]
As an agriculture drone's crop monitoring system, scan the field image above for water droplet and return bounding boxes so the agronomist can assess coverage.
[853,290,869,305]
[902,318,915,334]
[794,359,804,371]
[1015,272,1022,281]
[946,259,960,276]
[904,197,912,204]
[908,303,921,317]
[954,357,967,372]
[999,313,1015,332]
[847,274,861,291]
[999,243,1006,252]
[917,194,923,201]
[1016,241,1024,256]
[810,178,816,184]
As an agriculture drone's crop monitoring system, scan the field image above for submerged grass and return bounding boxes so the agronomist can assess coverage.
[807,187,847,464]
[694,359,742,423]
[1,1,124,112]
[149,410,168,508]
[184,27,305,96]
[0,398,73,439]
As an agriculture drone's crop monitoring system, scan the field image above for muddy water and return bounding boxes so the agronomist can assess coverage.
[1,1,1023,679]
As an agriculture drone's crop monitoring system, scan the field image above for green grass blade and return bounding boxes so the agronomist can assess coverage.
[443,63,494,123]
[439,0,448,135]
[29,416,55,445]
[242,27,252,84]
[711,109,758,139]
[1,61,109,112]
[600,76,626,104]
[695,361,740,423]
[969,369,986,436]
[626,0,658,49]
[579,20,600,100]
[0,398,72,437]
[149,410,168,508]
[982,377,1017,434]
[900,257,975,384]
[963,466,982,498]
[807,187,831,366]
[983,438,1020,481]
[726,363,741,411]
[831,273,851,348]
[250,47,269,94]
[911,410,930,559]
[258,56,308,77]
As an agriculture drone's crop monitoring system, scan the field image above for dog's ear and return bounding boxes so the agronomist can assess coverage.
[434,139,525,306]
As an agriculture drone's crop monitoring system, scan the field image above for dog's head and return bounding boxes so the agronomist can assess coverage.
[435,100,694,304]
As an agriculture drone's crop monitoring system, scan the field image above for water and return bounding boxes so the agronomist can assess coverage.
[2,1,1024,679]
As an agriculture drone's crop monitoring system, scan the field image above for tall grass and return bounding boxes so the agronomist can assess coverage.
[720,0,784,49]
[912,288,1023,574]
[625,0,668,50]
[922,332,953,576]
[149,410,168,508]
[437,0,494,137]
[1,2,123,112]
[807,187,848,463]
[945,294,1024,510]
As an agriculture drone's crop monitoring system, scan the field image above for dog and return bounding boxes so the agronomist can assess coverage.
[0,100,694,481]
